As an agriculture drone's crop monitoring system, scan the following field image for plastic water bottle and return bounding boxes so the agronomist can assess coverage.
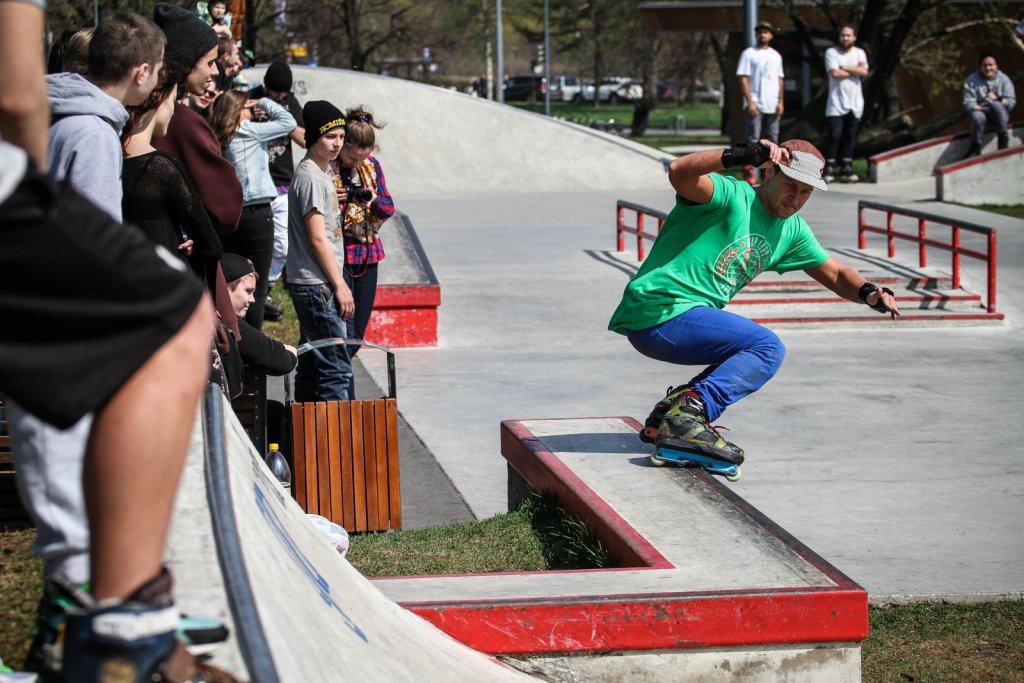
[265,444,291,496]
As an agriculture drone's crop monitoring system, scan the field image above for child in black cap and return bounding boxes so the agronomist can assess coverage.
[285,101,356,402]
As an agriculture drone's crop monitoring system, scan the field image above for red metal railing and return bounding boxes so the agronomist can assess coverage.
[858,201,998,313]
[616,200,667,261]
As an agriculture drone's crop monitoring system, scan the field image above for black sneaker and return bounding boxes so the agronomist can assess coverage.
[264,296,284,322]
[965,143,981,159]
[839,163,859,183]
[998,132,1009,150]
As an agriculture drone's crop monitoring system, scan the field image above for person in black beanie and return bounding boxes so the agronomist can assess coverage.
[249,60,306,319]
[221,253,298,376]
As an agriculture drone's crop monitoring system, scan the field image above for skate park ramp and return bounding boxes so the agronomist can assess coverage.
[243,65,672,199]
[163,385,534,682]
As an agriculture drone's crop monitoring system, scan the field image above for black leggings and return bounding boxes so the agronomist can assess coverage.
[343,262,378,356]
[221,203,274,330]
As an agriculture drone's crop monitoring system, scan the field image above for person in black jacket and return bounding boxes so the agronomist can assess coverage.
[223,253,297,376]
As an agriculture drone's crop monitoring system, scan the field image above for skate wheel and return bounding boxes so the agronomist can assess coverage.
[650,453,667,467]
[725,467,741,483]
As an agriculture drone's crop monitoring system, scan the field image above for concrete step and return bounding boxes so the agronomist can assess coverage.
[729,287,983,312]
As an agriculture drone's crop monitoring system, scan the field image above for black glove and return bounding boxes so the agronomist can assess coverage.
[859,283,896,314]
[721,142,771,169]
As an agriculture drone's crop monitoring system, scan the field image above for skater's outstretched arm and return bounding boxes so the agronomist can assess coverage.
[668,140,788,204]
[806,257,901,319]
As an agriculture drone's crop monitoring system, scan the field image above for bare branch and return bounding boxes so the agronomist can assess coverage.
[903,17,1017,57]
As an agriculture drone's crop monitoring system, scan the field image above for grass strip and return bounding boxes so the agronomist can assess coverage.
[0,529,44,671]
[347,492,611,577]
[951,203,1024,221]
[262,280,300,347]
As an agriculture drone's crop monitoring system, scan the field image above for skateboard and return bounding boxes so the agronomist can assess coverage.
[650,445,742,482]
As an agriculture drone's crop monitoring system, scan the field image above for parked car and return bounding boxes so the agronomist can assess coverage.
[578,77,643,104]
[502,74,548,102]
[692,82,722,103]
[550,75,581,102]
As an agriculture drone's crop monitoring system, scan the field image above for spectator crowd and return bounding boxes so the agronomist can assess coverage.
[0,3,393,680]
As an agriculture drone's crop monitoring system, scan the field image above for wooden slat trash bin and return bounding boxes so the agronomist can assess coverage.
[289,338,401,533]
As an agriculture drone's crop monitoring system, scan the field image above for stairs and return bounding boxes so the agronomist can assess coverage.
[724,248,1004,329]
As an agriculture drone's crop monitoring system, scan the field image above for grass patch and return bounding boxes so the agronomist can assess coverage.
[262,280,300,347]
[0,529,44,671]
[347,492,612,577]
[508,101,722,130]
[951,203,1024,220]
[864,600,1024,682]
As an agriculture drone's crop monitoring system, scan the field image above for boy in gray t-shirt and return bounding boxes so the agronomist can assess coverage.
[286,101,355,401]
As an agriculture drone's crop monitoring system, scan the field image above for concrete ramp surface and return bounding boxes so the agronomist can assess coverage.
[163,388,534,682]
[244,65,671,198]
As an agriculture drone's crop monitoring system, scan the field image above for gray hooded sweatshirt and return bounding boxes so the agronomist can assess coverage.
[47,73,129,221]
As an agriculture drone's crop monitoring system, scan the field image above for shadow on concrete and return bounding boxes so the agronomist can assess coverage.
[536,431,650,456]
[583,249,640,278]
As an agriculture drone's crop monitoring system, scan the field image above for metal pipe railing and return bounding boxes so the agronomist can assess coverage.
[616,200,668,261]
[857,201,998,313]
[293,338,396,400]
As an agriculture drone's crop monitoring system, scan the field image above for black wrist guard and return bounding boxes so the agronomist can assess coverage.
[859,283,895,314]
[722,142,771,169]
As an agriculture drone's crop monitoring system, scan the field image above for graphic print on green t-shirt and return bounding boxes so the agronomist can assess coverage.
[608,175,829,334]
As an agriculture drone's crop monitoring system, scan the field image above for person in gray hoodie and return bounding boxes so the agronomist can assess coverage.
[962,51,1017,158]
[46,12,164,220]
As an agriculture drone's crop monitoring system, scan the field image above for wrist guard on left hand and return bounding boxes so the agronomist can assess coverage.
[722,142,771,169]
[859,283,895,314]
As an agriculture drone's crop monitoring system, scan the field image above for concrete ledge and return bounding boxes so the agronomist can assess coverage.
[869,122,1022,183]
[935,145,1024,205]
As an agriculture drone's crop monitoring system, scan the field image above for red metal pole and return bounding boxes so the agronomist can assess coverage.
[988,230,997,313]
[637,212,646,261]
[918,218,927,267]
[887,211,895,258]
[617,205,625,252]
[952,227,961,290]
[858,206,866,250]
[658,217,665,234]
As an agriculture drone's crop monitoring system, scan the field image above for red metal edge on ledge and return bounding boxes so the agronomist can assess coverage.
[364,284,441,347]
[501,418,673,570]
[870,121,1021,164]
[404,588,869,655]
[935,144,1024,175]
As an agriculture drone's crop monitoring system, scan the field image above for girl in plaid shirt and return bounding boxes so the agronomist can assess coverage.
[328,106,395,351]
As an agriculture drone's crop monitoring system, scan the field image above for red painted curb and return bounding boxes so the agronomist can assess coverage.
[406,589,870,655]
[364,284,441,347]
[935,144,1024,175]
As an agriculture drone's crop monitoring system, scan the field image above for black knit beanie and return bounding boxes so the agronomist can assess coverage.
[264,61,292,92]
[153,2,219,70]
[303,100,346,147]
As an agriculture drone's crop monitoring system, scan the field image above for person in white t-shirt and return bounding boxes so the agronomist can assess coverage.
[736,21,785,150]
[823,24,869,183]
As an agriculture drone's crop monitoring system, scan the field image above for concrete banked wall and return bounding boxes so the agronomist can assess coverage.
[244,65,672,199]
[869,123,1023,183]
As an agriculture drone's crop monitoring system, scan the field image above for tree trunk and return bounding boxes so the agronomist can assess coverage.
[631,34,660,137]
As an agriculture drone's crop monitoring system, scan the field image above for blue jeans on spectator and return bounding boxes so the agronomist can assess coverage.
[290,283,354,402]
[824,112,860,165]
[625,307,786,422]
[970,101,1009,147]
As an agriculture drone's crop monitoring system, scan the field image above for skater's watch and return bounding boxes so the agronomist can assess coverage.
[721,142,771,169]
[859,283,896,313]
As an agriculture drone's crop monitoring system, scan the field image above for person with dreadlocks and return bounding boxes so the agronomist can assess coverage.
[328,105,395,377]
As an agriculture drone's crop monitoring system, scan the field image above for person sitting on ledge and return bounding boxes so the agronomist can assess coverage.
[963,51,1016,158]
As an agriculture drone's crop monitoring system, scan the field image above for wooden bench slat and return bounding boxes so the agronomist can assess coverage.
[326,402,342,525]
[291,402,306,509]
[340,402,355,531]
[315,403,330,519]
[386,399,402,530]
[350,401,367,532]
[303,403,318,514]
[374,400,389,529]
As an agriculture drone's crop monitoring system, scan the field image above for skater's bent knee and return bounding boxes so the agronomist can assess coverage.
[754,330,786,370]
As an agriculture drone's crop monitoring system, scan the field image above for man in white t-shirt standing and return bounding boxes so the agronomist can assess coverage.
[736,21,785,156]
[823,24,869,183]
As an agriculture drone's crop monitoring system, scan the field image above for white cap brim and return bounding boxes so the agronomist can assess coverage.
[778,160,828,191]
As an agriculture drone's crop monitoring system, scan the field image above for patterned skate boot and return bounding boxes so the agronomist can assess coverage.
[653,387,745,466]
[61,569,239,683]
[640,385,690,444]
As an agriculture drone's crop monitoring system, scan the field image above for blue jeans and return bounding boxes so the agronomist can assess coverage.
[289,283,354,402]
[626,307,785,422]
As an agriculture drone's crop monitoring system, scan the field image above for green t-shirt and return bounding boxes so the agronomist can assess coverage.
[608,175,829,334]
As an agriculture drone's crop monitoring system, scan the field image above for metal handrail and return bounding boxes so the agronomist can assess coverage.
[616,200,668,261]
[294,337,396,400]
[857,201,998,313]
